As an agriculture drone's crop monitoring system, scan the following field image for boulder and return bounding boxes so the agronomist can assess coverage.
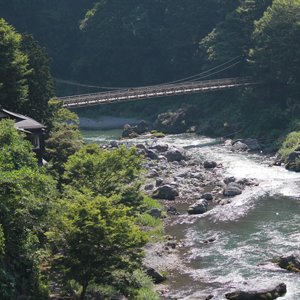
[154,108,189,134]
[243,138,262,151]
[224,139,233,146]
[166,148,187,162]
[167,206,179,215]
[286,151,300,171]
[225,282,287,300]
[144,184,154,191]
[146,149,159,160]
[204,160,217,169]
[188,199,208,215]
[109,140,119,148]
[134,120,149,134]
[152,144,169,152]
[231,141,249,152]
[236,178,259,187]
[224,176,236,184]
[223,182,243,197]
[122,124,135,138]
[278,253,300,272]
[146,267,166,284]
[155,178,164,187]
[201,193,213,201]
[148,208,162,218]
[152,185,179,200]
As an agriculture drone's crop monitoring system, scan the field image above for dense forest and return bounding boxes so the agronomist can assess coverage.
[1,0,299,148]
[1,0,300,298]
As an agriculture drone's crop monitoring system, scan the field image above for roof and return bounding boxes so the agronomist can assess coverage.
[0,109,45,131]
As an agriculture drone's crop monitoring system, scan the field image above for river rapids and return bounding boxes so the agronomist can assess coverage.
[83,130,300,300]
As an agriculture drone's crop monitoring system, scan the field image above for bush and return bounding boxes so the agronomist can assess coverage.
[279,131,300,161]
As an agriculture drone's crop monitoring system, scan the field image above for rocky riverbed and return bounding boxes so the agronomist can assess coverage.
[86,131,300,300]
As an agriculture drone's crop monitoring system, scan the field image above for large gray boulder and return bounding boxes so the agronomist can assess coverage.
[243,138,262,151]
[225,282,287,300]
[166,148,187,162]
[223,182,243,197]
[231,141,249,152]
[152,144,169,153]
[277,253,300,272]
[204,160,217,169]
[122,124,134,138]
[286,151,300,171]
[188,199,208,215]
[152,185,179,200]
[146,149,159,160]
[154,108,189,134]
[134,120,149,134]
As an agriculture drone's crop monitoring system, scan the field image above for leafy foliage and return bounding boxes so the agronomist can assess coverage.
[63,144,142,197]
[0,18,29,111]
[47,190,147,299]
[279,131,300,160]
[0,119,37,171]
[20,34,54,125]
[250,0,300,99]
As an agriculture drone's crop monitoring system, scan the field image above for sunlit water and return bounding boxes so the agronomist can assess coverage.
[82,131,300,299]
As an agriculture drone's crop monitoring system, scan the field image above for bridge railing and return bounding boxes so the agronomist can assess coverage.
[61,77,255,108]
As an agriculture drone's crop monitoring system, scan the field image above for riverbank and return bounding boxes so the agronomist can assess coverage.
[83,130,300,299]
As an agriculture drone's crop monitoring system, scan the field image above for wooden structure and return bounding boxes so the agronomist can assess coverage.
[0,109,46,164]
[60,77,255,109]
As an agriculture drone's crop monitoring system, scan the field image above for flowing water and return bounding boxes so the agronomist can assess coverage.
[82,130,300,300]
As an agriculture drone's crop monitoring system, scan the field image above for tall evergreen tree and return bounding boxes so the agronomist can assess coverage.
[0,18,29,111]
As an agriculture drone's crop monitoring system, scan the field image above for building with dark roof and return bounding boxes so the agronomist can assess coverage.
[0,108,46,164]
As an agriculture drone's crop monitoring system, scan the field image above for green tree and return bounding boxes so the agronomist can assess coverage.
[63,144,142,197]
[47,190,147,300]
[45,100,83,177]
[250,0,300,100]
[21,34,54,125]
[200,0,272,73]
[0,120,57,298]
[0,18,29,111]
[0,168,57,299]
[0,119,37,171]
[45,124,83,177]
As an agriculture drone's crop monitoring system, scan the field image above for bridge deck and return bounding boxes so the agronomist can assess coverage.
[60,77,255,108]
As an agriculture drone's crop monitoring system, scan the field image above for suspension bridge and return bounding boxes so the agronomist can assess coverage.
[57,57,257,108]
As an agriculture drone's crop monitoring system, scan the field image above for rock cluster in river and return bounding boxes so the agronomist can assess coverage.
[132,142,260,218]
[225,282,287,300]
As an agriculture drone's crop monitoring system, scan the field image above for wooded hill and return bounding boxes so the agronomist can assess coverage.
[1,0,300,146]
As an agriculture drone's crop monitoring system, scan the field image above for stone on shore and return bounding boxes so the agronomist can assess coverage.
[223,182,243,197]
[231,141,249,152]
[146,267,166,284]
[154,108,189,134]
[225,282,287,300]
[166,148,187,162]
[152,185,179,200]
[188,199,208,214]
[243,138,262,151]
[204,160,217,169]
[152,144,169,152]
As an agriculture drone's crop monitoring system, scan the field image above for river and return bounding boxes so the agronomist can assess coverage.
[82,129,300,300]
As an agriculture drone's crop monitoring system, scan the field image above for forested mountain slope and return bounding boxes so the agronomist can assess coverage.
[1,0,300,147]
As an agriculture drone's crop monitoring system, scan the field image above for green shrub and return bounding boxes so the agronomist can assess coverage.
[134,288,161,300]
[279,131,300,161]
